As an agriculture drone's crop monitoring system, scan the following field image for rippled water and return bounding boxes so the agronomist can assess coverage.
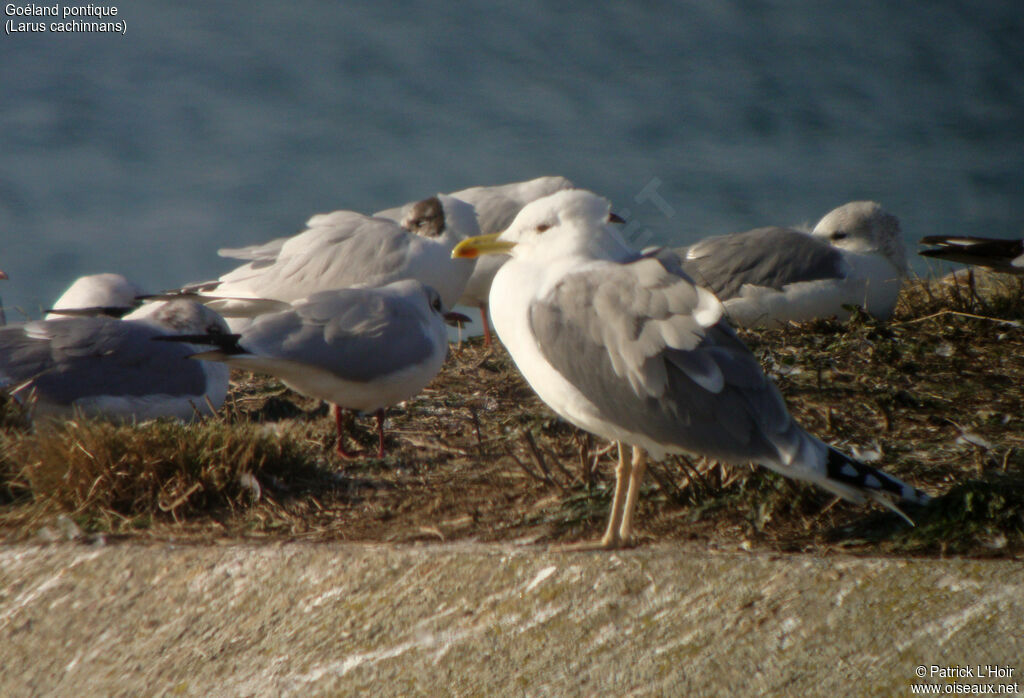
[2,1,1022,317]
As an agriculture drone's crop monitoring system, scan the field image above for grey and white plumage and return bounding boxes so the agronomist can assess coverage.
[45,273,146,320]
[172,195,479,328]
[453,189,928,549]
[666,201,908,327]
[919,235,1024,274]
[377,176,575,345]
[0,299,230,422]
[158,280,458,459]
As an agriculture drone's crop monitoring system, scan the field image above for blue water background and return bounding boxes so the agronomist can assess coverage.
[2,1,1022,320]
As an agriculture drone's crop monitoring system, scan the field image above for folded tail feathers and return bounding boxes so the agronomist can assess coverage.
[919,235,1024,272]
[820,446,930,525]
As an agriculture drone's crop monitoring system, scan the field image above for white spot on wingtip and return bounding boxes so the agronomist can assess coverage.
[692,287,723,327]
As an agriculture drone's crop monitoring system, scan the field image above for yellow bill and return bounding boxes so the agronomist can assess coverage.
[451,233,517,259]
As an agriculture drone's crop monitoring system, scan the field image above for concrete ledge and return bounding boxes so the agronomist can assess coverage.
[1,543,1021,696]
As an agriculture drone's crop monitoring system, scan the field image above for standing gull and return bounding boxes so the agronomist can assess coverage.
[169,195,479,326]
[453,189,929,549]
[919,235,1024,274]
[377,176,575,345]
[0,299,230,422]
[157,280,467,459]
[665,201,907,327]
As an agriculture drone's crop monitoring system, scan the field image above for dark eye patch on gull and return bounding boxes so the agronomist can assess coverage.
[402,196,446,238]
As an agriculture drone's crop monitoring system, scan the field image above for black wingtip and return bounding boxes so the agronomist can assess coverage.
[153,332,244,353]
[825,447,929,505]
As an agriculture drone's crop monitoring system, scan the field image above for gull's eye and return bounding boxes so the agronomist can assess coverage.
[431,295,442,312]
[536,223,551,233]
[831,231,848,241]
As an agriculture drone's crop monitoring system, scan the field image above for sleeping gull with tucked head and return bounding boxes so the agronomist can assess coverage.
[453,189,929,549]
[377,176,575,346]
[665,201,908,327]
[157,280,467,459]
[0,299,230,422]
[165,195,479,329]
[45,273,146,320]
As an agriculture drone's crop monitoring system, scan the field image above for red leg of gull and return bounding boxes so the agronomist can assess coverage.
[374,409,387,458]
[479,303,493,348]
[332,403,359,459]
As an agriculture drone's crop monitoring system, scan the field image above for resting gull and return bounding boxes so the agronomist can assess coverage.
[0,299,230,422]
[919,235,1024,275]
[167,195,479,328]
[157,280,467,459]
[45,273,145,320]
[377,176,575,345]
[664,201,907,327]
[453,189,929,549]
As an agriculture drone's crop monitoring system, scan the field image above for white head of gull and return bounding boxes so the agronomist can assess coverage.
[45,273,146,320]
[453,189,929,549]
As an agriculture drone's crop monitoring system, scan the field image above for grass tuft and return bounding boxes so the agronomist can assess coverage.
[0,418,338,536]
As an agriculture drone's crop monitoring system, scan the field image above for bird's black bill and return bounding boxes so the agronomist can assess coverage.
[444,311,472,327]
[153,333,241,348]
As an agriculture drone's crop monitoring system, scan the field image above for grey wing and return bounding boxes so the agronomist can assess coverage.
[215,216,415,301]
[453,178,574,234]
[447,192,521,235]
[679,227,844,299]
[218,236,290,262]
[372,205,405,223]
[0,319,208,404]
[241,289,436,383]
[529,258,801,464]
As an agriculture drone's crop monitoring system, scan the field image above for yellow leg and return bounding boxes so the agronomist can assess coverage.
[617,447,648,546]
[552,441,632,552]
[599,441,632,548]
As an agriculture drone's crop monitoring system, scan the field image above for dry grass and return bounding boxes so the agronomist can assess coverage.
[1,273,1022,556]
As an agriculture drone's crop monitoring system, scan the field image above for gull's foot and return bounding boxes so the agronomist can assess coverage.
[549,532,638,552]
[335,442,361,460]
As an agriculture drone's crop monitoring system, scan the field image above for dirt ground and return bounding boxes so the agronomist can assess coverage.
[1,277,1023,557]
